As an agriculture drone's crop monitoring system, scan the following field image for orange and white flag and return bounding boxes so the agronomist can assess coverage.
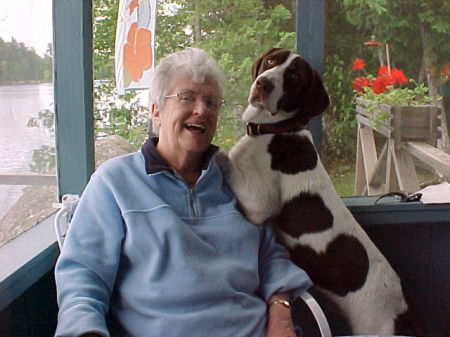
[115,0,157,94]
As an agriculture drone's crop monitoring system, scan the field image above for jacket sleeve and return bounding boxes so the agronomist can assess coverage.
[257,224,312,302]
[54,170,125,337]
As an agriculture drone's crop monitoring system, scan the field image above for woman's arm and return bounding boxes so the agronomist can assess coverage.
[54,171,124,337]
[257,224,312,337]
[257,224,312,301]
[265,292,296,337]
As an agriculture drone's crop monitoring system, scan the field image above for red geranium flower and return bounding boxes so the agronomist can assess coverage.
[371,76,395,94]
[377,66,408,85]
[352,77,371,92]
[378,66,389,76]
[352,56,410,95]
[391,69,408,84]
[352,58,366,71]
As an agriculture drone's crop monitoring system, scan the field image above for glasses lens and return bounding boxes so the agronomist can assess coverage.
[175,91,223,112]
[178,92,196,104]
[203,96,220,110]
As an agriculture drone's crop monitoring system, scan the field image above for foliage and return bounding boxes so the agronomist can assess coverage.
[93,0,118,79]
[27,108,56,173]
[94,81,148,149]
[321,0,369,166]
[356,80,433,106]
[91,0,297,151]
[352,57,434,128]
[322,54,357,166]
[0,38,52,84]
[88,0,447,167]
[27,108,55,133]
[342,0,450,87]
[29,145,56,174]
[153,0,297,150]
[322,0,450,168]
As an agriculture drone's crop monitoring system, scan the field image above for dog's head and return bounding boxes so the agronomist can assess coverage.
[248,48,329,125]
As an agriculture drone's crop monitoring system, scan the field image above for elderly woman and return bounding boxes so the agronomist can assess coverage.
[54,48,311,337]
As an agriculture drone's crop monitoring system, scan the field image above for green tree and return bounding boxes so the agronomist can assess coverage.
[93,0,118,79]
[92,0,297,150]
[159,0,296,148]
[321,0,369,166]
[321,0,450,166]
[0,37,52,84]
[342,0,450,97]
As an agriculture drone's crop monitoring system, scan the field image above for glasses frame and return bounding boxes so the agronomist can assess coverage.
[164,91,225,114]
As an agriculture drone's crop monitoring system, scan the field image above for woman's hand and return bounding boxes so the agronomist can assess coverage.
[264,292,297,337]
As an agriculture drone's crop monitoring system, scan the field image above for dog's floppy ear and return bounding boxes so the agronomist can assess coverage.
[251,48,282,80]
[304,70,330,119]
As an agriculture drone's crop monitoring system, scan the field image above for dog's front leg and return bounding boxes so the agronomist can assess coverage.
[222,136,281,225]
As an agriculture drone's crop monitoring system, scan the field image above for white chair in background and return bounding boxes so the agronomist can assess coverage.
[54,194,79,249]
[53,194,332,337]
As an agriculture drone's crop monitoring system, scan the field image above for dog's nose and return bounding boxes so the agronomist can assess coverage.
[255,77,274,96]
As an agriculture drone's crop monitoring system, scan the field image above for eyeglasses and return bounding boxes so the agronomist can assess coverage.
[164,90,225,113]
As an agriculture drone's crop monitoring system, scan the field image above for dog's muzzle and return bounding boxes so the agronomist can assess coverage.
[255,76,274,97]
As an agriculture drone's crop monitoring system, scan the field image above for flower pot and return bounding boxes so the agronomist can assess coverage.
[355,97,441,147]
[440,83,450,97]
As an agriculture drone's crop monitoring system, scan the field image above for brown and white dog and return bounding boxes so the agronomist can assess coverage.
[222,48,423,336]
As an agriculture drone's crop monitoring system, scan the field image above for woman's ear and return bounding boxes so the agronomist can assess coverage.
[151,104,161,129]
[151,103,160,118]
[151,103,159,115]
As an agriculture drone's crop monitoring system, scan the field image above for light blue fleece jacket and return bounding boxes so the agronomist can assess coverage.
[54,140,311,337]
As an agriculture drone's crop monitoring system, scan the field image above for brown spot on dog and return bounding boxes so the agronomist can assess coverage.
[277,57,315,114]
[278,57,330,124]
[268,134,317,174]
[251,49,330,125]
[275,192,333,237]
[251,48,291,79]
[288,234,369,296]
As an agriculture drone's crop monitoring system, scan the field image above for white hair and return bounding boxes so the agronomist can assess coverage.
[149,47,226,108]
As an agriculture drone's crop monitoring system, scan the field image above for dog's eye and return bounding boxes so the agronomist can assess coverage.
[265,58,274,65]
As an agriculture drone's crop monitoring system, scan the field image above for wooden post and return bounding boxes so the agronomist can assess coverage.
[386,139,400,193]
[297,0,326,153]
[53,0,95,200]
[354,124,366,195]
[367,142,388,193]
[355,98,443,195]
[392,146,420,192]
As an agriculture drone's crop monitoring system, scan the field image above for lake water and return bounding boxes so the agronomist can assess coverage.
[0,83,54,219]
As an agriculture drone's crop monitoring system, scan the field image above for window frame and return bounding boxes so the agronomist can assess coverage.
[0,0,94,311]
[53,0,95,199]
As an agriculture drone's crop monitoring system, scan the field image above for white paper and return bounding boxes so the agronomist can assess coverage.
[418,182,450,204]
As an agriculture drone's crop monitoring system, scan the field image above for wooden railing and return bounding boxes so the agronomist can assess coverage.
[0,174,56,186]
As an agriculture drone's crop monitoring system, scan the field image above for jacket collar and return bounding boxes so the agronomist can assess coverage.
[141,137,219,175]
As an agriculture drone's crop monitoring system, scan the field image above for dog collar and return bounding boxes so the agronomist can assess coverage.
[246,121,307,136]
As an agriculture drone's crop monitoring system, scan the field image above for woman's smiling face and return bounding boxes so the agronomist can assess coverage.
[153,76,221,159]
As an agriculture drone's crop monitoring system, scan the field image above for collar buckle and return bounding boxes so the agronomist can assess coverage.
[246,123,258,136]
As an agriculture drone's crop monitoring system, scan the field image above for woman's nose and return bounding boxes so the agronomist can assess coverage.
[192,98,210,115]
